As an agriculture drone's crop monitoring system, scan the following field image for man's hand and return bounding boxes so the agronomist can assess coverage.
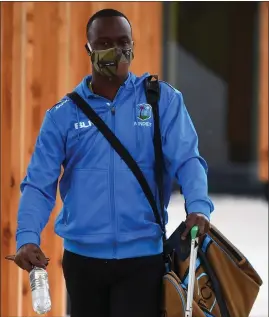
[14,244,49,272]
[181,213,210,240]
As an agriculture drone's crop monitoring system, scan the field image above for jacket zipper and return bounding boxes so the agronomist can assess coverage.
[110,106,116,258]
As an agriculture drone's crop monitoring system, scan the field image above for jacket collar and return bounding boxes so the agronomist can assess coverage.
[82,72,136,99]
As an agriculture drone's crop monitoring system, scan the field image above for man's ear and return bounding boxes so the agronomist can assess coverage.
[85,42,92,56]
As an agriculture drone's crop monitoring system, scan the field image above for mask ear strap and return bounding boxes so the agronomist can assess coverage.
[85,42,92,56]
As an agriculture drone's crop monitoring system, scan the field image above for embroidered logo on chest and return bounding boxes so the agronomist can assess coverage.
[136,103,152,120]
[134,104,152,127]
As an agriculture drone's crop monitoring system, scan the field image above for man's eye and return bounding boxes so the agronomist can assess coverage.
[119,40,131,48]
[96,41,110,48]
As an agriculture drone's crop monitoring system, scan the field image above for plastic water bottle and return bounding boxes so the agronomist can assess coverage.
[29,267,51,314]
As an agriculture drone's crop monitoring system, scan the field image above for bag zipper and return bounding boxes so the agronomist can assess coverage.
[164,274,186,312]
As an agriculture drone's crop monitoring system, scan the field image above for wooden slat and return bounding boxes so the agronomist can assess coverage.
[9,3,24,316]
[1,2,162,316]
[54,2,70,315]
[1,3,14,317]
[58,2,71,97]
[20,2,66,316]
[69,2,93,88]
[39,3,66,317]
[258,2,268,182]
[20,2,37,315]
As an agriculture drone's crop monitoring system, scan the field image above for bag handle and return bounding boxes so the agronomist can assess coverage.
[66,76,166,241]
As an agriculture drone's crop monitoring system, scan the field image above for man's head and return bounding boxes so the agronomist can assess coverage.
[85,9,134,79]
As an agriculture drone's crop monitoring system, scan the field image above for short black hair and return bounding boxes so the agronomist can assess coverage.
[86,9,131,40]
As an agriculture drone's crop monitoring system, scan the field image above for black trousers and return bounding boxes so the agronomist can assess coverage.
[62,249,164,317]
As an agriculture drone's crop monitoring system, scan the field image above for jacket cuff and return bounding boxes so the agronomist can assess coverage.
[186,201,211,220]
[16,231,40,251]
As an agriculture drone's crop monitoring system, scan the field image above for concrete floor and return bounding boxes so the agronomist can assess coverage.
[167,193,268,317]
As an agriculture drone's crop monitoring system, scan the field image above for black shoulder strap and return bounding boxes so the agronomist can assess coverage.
[66,78,166,240]
[144,75,166,239]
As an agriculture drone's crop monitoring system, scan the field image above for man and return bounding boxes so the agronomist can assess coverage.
[14,8,214,317]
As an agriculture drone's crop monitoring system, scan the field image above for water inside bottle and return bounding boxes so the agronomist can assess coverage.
[29,267,51,314]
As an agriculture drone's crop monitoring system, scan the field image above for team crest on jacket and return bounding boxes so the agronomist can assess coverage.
[136,104,152,121]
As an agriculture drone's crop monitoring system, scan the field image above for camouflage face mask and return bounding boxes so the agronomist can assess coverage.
[90,47,134,77]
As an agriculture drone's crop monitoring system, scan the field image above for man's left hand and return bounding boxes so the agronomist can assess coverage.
[181,213,210,240]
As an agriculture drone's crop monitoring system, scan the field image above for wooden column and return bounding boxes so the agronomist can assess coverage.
[1,3,15,317]
[258,2,268,182]
[0,2,162,316]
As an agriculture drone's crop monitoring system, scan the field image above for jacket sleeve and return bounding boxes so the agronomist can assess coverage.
[16,110,65,251]
[161,89,214,220]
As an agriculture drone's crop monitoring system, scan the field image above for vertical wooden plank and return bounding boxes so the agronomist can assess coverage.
[38,3,66,315]
[58,2,71,96]
[129,2,162,76]
[1,3,14,317]
[258,2,268,182]
[55,2,71,314]
[69,2,94,88]
[20,1,36,316]
[19,2,66,316]
[8,3,25,316]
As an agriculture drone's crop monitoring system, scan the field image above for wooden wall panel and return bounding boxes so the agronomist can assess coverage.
[258,2,268,182]
[1,2,162,316]
[1,4,14,317]
[9,4,24,316]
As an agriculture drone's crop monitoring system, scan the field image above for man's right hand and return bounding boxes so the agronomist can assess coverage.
[14,244,49,272]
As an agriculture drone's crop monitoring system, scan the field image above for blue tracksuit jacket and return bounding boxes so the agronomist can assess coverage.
[16,72,214,259]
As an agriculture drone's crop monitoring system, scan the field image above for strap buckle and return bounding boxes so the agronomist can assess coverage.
[145,75,160,102]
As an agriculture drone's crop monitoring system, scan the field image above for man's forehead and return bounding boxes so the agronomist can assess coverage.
[88,16,132,40]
